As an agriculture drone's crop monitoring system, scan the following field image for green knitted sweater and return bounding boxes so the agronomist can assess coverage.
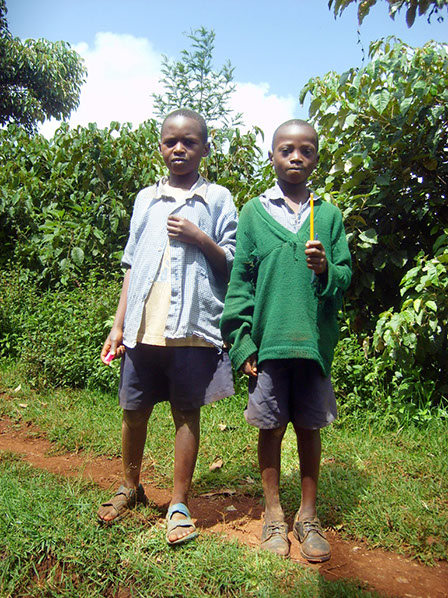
[220,196,352,376]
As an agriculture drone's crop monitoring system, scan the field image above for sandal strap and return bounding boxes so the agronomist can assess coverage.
[115,484,136,498]
[167,502,191,520]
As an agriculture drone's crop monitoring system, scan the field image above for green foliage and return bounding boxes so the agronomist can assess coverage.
[203,126,273,210]
[332,323,448,425]
[328,0,448,27]
[301,39,448,330]
[0,120,163,285]
[0,269,122,391]
[373,241,448,407]
[152,27,242,129]
[332,324,385,416]
[0,0,86,132]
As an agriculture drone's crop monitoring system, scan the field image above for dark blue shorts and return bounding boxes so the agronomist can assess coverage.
[246,359,337,430]
[118,344,234,411]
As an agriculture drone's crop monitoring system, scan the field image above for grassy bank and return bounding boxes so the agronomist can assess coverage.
[0,458,376,597]
[1,359,447,570]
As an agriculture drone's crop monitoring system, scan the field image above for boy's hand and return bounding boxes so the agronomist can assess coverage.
[241,354,258,378]
[305,240,327,275]
[100,326,125,365]
[167,215,203,246]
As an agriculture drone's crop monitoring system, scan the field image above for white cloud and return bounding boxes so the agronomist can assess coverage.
[39,33,301,154]
[231,81,298,154]
[40,32,162,136]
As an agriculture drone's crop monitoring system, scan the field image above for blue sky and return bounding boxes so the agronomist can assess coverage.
[7,0,447,146]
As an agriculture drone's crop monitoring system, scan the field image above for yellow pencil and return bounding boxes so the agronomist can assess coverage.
[309,193,314,240]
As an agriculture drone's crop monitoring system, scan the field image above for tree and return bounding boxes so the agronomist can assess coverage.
[0,120,164,284]
[301,38,447,316]
[300,38,448,401]
[152,27,241,129]
[328,0,448,27]
[0,0,86,133]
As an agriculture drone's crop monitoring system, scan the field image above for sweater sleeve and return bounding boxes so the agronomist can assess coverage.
[220,205,259,370]
[316,207,352,299]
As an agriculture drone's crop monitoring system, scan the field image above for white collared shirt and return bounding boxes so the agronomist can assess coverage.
[259,182,313,233]
[121,176,238,349]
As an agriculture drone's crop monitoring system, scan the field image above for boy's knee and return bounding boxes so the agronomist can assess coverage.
[260,425,287,440]
[294,426,320,439]
[123,408,152,429]
[171,406,200,429]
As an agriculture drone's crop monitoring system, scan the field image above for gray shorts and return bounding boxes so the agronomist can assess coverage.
[118,344,234,411]
[245,359,337,430]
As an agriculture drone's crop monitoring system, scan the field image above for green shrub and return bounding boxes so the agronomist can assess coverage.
[0,121,163,286]
[0,268,121,391]
[373,243,448,416]
[332,323,385,417]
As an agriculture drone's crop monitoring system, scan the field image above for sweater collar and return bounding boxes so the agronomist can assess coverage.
[252,194,320,241]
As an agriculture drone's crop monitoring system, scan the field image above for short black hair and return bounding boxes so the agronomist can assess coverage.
[161,109,208,144]
[272,119,319,152]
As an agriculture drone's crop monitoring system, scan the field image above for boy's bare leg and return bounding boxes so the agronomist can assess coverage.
[293,425,330,561]
[258,426,287,522]
[122,408,153,488]
[294,426,321,518]
[98,407,152,521]
[167,406,200,543]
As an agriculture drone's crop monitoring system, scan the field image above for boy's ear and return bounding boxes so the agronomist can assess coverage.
[203,142,210,157]
[158,141,162,152]
[268,150,273,164]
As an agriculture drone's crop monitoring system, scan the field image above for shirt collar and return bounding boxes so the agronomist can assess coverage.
[261,182,317,205]
[156,175,209,203]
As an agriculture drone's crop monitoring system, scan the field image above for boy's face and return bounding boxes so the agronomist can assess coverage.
[269,124,318,186]
[159,116,209,179]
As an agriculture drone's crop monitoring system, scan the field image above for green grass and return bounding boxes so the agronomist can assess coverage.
[0,455,377,598]
[1,359,447,570]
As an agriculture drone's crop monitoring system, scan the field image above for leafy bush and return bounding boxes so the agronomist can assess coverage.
[301,39,448,327]
[373,241,448,409]
[0,120,163,286]
[0,269,121,391]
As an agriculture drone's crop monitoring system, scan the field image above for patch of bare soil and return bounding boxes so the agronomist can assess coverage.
[1,417,447,598]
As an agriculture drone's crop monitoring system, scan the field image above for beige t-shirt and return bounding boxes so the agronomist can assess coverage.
[136,183,212,348]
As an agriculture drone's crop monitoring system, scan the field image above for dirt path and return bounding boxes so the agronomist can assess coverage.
[1,417,447,598]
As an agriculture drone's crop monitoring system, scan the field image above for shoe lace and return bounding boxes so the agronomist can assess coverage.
[266,521,286,535]
[301,518,324,538]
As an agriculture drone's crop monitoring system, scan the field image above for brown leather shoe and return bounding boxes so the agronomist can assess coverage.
[260,521,290,557]
[293,514,331,562]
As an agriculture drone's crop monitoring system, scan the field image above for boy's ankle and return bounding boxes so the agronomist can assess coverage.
[264,508,285,524]
[297,507,317,521]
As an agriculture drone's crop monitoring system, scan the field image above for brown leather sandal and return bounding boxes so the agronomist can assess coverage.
[97,483,147,524]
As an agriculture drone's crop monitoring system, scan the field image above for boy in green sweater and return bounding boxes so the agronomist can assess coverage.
[220,120,351,561]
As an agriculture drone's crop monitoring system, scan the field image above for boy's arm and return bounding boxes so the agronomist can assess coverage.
[220,209,259,371]
[221,247,259,370]
[314,210,352,299]
[100,268,130,364]
[167,215,228,277]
